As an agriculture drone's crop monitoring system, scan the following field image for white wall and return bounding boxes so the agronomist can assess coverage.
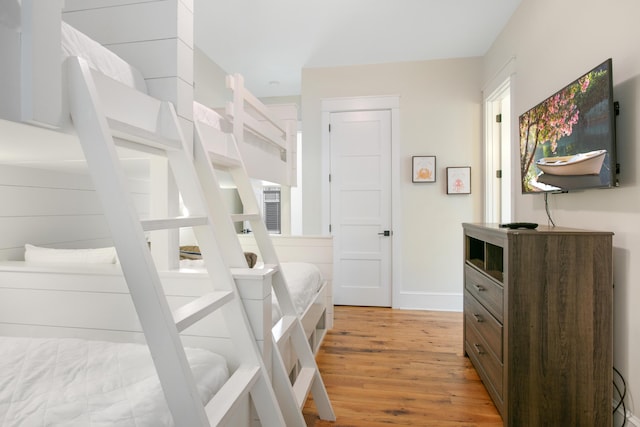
[62,0,194,268]
[301,58,483,308]
[194,46,231,109]
[0,164,149,260]
[63,0,195,134]
[483,0,640,420]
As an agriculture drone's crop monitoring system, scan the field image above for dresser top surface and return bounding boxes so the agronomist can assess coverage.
[462,223,614,236]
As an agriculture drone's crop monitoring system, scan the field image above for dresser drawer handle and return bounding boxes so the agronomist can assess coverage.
[473,284,485,292]
[473,343,485,355]
[473,313,483,323]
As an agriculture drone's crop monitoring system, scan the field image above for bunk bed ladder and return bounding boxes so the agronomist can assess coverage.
[66,56,286,427]
[193,123,336,424]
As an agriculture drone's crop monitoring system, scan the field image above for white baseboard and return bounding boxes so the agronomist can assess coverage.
[616,413,640,427]
[614,400,638,426]
[394,291,462,311]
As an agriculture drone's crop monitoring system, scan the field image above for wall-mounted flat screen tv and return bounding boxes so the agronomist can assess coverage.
[519,58,617,193]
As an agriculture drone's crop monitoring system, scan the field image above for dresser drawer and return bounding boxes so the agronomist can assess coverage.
[465,265,503,322]
[465,319,503,400]
[464,291,503,360]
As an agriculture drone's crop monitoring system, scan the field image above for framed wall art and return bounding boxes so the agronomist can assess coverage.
[412,156,436,183]
[447,166,471,194]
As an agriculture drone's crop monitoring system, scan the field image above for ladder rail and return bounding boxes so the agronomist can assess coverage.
[67,56,211,426]
[68,56,288,427]
[192,128,250,269]
[194,91,336,422]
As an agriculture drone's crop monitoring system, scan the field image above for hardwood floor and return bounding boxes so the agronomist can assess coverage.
[303,306,502,427]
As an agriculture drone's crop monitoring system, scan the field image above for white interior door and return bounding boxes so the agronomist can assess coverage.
[484,78,512,223]
[330,110,392,307]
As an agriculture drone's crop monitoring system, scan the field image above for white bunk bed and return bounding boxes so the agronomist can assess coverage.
[0,5,264,426]
[0,2,334,425]
[237,234,333,355]
[0,3,299,426]
[0,336,229,426]
[188,86,333,365]
[178,235,333,354]
[0,258,273,426]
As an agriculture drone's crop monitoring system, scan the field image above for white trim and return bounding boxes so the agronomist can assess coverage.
[482,56,516,95]
[482,57,517,224]
[320,95,402,307]
[321,95,400,113]
[395,291,463,312]
[483,79,513,223]
[613,402,640,427]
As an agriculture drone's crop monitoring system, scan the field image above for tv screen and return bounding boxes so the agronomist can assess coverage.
[519,58,617,193]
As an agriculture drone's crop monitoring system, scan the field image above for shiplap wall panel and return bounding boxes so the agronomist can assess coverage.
[0,165,149,260]
[62,0,194,120]
[61,0,193,266]
[2,216,112,250]
[108,38,193,84]
[146,77,194,121]
[63,2,177,46]
[176,0,193,48]
[238,235,333,280]
[0,263,268,367]
[63,0,150,10]
[0,165,94,189]
[0,26,22,121]
[0,287,235,339]
[1,186,103,217]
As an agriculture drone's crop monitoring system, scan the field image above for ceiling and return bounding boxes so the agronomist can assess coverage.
[194,0,523,98]
[1,1,523,178]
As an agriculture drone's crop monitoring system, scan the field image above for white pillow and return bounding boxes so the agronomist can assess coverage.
[24,244,118,264]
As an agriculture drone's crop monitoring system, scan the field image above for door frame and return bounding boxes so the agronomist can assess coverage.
[483,80,512,223]
[483,56,516,223]
[321,96,402,307]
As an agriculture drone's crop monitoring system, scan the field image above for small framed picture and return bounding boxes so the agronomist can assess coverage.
[447,167,471,194]
[412,156,436,183]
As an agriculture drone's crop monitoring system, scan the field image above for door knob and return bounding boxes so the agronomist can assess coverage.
[378,230,392,236]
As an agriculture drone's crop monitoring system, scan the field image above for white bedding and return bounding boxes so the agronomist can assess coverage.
[179,260,324,324]
[0,336,228,427]
[24,244,118,264]
[274,262,323,320]
[61,20,147,93]
[193,101,224,130]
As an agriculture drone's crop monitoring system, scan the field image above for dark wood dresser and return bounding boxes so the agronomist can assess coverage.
[462,223,613,426]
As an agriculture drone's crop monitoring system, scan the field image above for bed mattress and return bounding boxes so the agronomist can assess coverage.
[61,20,147,93]
[0,336,228,426]
[193,101,225,130]
[273,262,324,321]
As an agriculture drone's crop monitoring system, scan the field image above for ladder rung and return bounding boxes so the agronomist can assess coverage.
[173,291,234,332]
[230,213,261,223]
[141,216,208,231]
[272,315,297,345]
[108,118,182,151]
[292,367,316,408]
[208,152,242,169]
[205,365,261,426]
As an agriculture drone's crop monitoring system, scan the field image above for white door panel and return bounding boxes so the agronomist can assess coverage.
[330,110,392,306]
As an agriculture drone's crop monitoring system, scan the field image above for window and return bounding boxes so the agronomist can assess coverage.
[263,186,281,234]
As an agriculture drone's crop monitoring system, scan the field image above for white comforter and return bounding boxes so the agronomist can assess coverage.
[272,262,324,322]
[0,336,228,426]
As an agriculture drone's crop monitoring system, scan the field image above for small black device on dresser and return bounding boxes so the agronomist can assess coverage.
[498,222,538,230]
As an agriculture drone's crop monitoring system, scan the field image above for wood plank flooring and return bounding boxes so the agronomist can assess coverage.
[303,306,502,426]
